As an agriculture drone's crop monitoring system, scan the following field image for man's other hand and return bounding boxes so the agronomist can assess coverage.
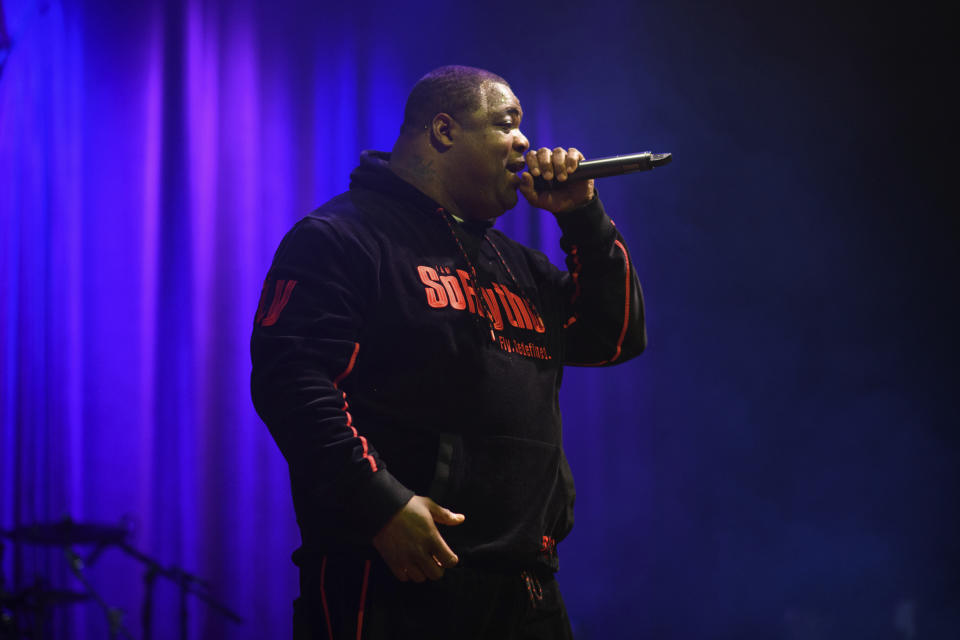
[372,495,465,583]
[519,146,596,214]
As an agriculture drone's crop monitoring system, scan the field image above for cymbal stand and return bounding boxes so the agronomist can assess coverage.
[63,547,133,640]
[0,540,14,640]
[117,543,243,640]
[141,564,158,640]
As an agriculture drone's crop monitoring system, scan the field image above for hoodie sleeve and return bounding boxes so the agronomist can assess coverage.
[550,194,647,366]
[250,217,414,542]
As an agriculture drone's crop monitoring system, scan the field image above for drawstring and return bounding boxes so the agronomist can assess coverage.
[484,235,520,291]
[434,207,544,340]
[435,207,498,342]
[483,234,544,322]
[521,570,544,608]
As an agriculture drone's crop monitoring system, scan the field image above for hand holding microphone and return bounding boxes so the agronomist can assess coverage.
[530,151,672,191]
[519,147,594,213]
[519,148,672,213]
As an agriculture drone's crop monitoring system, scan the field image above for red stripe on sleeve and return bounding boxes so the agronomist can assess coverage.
[567,240,632,367]
[332,343,378,472]
[569,246,582,305]
[333,342,360,386]
[607,239,632,362]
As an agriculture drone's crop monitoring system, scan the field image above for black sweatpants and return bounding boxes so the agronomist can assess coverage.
[293,554,575,640]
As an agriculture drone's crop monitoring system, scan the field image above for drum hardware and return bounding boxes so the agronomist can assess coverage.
[63,547,134,640]
[2,517,243,639]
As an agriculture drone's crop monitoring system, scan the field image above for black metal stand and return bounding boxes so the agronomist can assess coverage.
[141,565,158,640]
[63,548,134,640]
[2,516,243,639]
[117,543,243,640]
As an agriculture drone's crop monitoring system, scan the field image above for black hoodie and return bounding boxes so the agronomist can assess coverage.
[251,151,646,572]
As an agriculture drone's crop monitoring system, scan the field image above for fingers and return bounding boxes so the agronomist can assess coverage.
[380,543,445,583]
[524,147,584,182]
[566,147,584,176]
[422,498,463,567]
[517,171,538,205]
[424,497,466,527]
[430,531,460,569]
[551,147,568,182]
[534,148,553,179]
[410,512,461,580]
[394,540,454,583]
[400,564,429,583]
[373,496,464,584]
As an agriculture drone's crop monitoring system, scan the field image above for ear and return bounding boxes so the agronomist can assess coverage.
[429,113,457,149]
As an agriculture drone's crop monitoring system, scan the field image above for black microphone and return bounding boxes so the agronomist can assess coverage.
[531,151,672,191]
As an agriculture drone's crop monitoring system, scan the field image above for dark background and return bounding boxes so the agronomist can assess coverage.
[2,0,956,638]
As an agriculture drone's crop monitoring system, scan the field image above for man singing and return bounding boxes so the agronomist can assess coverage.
[251,65,646,639]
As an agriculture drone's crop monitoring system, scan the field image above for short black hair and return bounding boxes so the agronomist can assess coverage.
[400,65,509,133]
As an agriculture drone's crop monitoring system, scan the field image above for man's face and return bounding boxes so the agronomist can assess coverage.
[448,82,530,220]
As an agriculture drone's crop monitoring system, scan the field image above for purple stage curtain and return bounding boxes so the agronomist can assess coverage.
[6,1,955,638]
[2,1,636,638]
[3,1,310,637]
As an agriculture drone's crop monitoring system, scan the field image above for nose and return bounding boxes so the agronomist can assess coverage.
[514,129,530,153]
